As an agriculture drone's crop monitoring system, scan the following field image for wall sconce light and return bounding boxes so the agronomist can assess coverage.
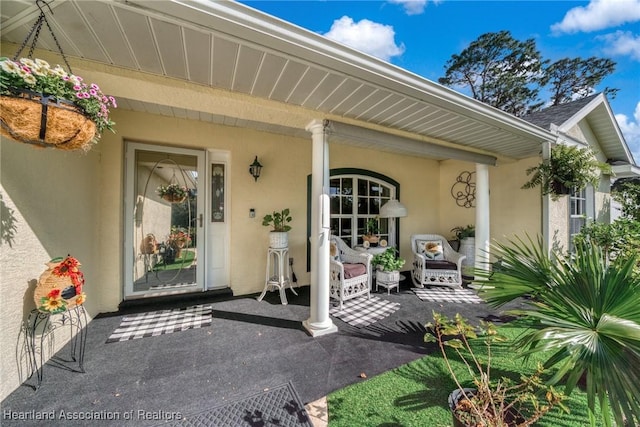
[249,156,263,181]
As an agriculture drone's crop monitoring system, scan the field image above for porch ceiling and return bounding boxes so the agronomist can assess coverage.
[1,0,554,160]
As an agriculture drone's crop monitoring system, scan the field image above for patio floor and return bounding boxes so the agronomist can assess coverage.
[1,278,521,426]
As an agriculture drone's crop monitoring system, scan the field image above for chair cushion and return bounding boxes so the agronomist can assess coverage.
[417,240,444,260]
[425,260,457,270]
[343,263,366,278]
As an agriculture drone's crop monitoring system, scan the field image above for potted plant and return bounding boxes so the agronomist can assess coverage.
[474,236,640,426]
[425,312,566,427]
[0,57,116,151]
[156,183,188,203]
[262,208,292,248]
[451,225,475,243]
[372,247,405,284]
[363,217,380,246]
[522,144,611,200]
[451,225,475,276]
[167,227,191,258]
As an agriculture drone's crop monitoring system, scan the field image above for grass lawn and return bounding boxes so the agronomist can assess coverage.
[154,249,195,271]
[327,322,601,426]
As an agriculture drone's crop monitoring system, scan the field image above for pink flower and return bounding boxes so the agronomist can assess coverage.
[73,85,82,91]
[89,89,97,96]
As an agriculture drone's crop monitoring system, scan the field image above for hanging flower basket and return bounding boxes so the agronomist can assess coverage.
[0,57,116,151]
[0,90,96,150]
[157,183,188,204]
[34,256,86,314]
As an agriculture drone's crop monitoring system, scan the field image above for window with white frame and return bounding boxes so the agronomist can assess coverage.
[569,187,594,251]
[329,174,398,248]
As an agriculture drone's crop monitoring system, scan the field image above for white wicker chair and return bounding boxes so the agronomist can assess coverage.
[410,234,465,288]
[329,236,373,311]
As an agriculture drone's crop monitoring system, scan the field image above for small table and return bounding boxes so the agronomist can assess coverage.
[375,270,405,294]
[258,246,298,305]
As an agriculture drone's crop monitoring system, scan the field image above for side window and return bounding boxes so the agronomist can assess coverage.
[569,187,593,251]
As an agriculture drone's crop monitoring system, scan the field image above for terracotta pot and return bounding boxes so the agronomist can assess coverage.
[0,93,96,151]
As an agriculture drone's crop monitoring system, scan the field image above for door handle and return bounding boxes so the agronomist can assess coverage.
[199,213,203,227]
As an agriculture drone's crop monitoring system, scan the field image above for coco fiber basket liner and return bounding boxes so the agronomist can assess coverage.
[0,94,96,151]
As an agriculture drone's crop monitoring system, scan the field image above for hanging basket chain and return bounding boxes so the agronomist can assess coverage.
[12,0,73,74]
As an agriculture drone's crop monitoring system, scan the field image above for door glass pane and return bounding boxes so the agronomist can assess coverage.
[358,196,367,214]
[133,150,198,292]
[341,195,353,214]
[369,197,380,214]
[341,218,352,236]
[330,178,340,195]
[357,179,368,196]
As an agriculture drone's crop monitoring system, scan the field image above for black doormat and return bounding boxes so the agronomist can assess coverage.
[160,382,312,427]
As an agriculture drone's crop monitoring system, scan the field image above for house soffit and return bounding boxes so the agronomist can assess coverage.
[1,0,553,161]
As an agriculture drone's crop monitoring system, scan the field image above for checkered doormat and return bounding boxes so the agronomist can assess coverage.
[330,296,400,328]
[412,287,483,304]
[105,304,213,343]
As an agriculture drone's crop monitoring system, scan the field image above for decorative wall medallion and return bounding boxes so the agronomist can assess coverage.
[451,171,476,208]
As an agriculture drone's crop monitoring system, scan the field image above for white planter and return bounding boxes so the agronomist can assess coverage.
[459,237,475,277]
[269,232,289,249]
[376,270,399,282]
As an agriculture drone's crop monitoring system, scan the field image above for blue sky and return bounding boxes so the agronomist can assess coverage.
[241,0,640,163]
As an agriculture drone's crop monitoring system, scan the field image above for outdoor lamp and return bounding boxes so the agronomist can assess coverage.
[249,156,263,181]
[379,199,407,218]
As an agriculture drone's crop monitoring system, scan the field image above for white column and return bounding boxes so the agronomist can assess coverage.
[474,163,490,274]
[303,119,337,337]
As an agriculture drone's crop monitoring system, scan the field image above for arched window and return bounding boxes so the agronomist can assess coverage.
[307,169,400,266]
[329,172,400,248]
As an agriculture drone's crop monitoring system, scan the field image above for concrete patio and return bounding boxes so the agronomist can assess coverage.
[1,279,521,426]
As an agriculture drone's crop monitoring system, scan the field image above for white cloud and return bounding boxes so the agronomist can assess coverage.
[616,101,640,164]
[598,30,640,60]
[388,0,432,16]
[552,0,640,33]
[324,16,405,61]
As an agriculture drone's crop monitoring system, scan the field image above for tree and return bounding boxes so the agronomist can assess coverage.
[439,31,545,117]
[612,177,640,221]
[439,32,618,115]
[543,57,618,106]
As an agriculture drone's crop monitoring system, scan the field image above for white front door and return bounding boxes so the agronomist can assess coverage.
[124,142,206,298]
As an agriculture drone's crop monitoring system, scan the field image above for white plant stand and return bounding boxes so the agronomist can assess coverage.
[258,246,297,305]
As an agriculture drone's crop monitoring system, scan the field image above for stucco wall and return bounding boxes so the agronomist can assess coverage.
[438,158,543,247]
[96,110,447,303]
[1,139,100,400]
